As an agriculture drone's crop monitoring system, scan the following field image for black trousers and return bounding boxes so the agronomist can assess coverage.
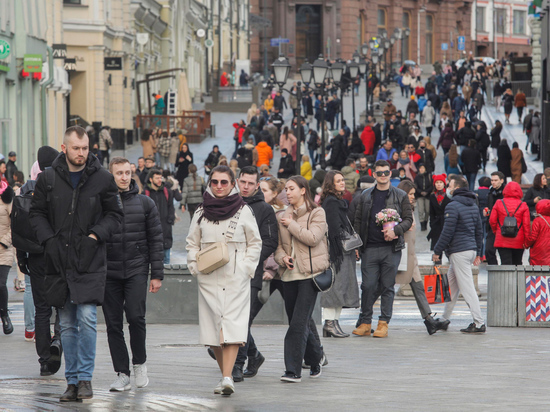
[102,275,148,376]
[498,248,524,265]
[485,230,498,265]
[283,279,322,377]
[28,254,61,365]
[100,150,110,166]
[0,265,9,313]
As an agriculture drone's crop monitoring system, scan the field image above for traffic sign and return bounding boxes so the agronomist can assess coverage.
[205,39,214,48]
[270,38,290,47]
[441,43,448,51]
[458,36,466,51]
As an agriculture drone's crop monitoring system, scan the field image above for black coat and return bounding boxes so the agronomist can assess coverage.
[461,146,482,173]
[328,135,348,170]
[414,173,433,198]
[243,190,278,288]
[106,182,164,281]
[523,186,549,218]
[6,159,17,185]
[427,193,451,250]
[457,126,475,147]
[277,156,295,179]
[490,126,502,149]
[416,148,435,173]
[497,145,512,177]
[372,123,382,149]
[176,151,194,188]
[30,153,123,306]
[145,183,176,249]
[204,150,221,172]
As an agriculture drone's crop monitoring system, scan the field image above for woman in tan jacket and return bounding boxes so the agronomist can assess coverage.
[275,176,329,383]
[0,180,14,334]
[140,129,157,160]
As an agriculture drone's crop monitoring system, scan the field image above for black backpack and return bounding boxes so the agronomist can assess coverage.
[11,169,55,254]
[499,200,522,238]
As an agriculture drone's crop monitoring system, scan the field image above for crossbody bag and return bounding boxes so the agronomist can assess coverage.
[306,212,334,292]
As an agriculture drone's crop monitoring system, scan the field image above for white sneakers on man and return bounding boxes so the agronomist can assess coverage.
[133,364,149,388]
[109,373,131,392]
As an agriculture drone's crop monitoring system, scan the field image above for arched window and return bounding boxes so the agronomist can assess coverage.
[425,14,434,64]
[402,12,411,61]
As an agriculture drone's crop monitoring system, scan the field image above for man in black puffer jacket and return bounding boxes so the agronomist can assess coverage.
[433,175,485,334]
[103,157,164,392]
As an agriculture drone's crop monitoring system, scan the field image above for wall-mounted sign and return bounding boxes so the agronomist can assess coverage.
[0,40,10,60]
[104,57,122,70]
[52,44,67,59]
[24,54,43,73]
[196,29,206,38]
[205,39,214,48]
[64,58,76,71]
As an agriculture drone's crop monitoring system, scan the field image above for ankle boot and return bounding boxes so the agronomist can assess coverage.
[372,321,388,338]
[421,222,427,231]
[424,315,438,335]
[333,320,350,338]
[1,310,13,335]
[322,320,348,338]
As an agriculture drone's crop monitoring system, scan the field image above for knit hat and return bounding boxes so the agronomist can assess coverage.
[37,146,59,171]
[432,173,447,185]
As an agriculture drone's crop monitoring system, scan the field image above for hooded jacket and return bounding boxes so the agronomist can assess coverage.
[255,141,273,167]
[30,153,123,306]
[309,169,326,198]
[525,200,550,265]
[145,182,176,249]
[106,181,164,280]
[360,126,375,155]
[490,182,530,249]
[341,166,359,193]
[434,188,483,256]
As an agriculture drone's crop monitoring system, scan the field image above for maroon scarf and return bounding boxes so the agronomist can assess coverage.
[435,189,446,205]
[199,191,246,224]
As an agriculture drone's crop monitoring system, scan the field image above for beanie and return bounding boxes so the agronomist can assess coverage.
[37,146,60,171]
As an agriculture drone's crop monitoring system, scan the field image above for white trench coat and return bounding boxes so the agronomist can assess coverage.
[186,189,262,346]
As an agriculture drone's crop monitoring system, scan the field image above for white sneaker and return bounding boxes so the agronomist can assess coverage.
[133,364,149,388]
[109,373,131,392]
[214,379,223,394]
[221,376,234,396]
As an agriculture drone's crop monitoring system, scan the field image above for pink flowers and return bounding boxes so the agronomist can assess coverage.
[375,208,402,226]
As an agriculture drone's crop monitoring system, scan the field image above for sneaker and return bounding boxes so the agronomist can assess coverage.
[280,373,301,383]
[133,364,149,388]
[214,379,223,394]
[310,363,322,378]
[460,323,486,334]
[13,278,25,292]
[221,376,235,396]
[25,329,35,342]
[109,373,131,392]
[303,352,328,369]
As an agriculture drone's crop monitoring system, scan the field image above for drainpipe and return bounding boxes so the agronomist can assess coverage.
[41,45,54,145]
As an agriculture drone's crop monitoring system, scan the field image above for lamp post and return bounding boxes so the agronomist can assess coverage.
[378,45,384,84]
[383,39,391,82]
[403,28,411,65]
[417,7,426,65]
[311,55,330,168]
[389,36,396,77]
[359,43,378,117]
[348,59,359,131]
[394,28,402,67]
[330,59,347,131]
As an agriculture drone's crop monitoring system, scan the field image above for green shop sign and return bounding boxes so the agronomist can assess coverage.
[0,40,10,60]
[24,54,43,73]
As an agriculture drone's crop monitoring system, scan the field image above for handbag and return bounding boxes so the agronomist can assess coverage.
[306,212,334,292]
[424,265,451,304]
[342,217,363,252]
[196,206,243,274]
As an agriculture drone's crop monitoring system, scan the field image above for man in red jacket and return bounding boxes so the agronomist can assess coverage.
[489,181,530,265]
[360,123,376,155]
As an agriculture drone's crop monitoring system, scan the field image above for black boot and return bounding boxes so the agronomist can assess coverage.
[243,352,265,378]
[232,364,244,382]
[421,222,427,231]
[333,320,350,337]
[435,318,451,331]
[48,339,63,375]
[423,315,438,335]
[77,380,93,400]
[60,384,79,402]
[1,309,13,335]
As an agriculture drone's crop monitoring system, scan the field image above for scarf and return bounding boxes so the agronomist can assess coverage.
[398,158,410,165]
[435,189,446,205]
[199,188,246,224]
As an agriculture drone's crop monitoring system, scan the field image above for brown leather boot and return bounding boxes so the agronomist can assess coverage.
[373,321,388,338]
[352,323,372,336]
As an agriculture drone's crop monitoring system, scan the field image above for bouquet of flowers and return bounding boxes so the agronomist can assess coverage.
[375,208,402,230]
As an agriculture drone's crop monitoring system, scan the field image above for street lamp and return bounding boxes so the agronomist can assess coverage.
[383,39,391,82]
[403,28,411,65]
[330,59,347,129]
[311,55,330,168]
[389,35,396,76]
[348,60,359,130]
[272,55,291,87]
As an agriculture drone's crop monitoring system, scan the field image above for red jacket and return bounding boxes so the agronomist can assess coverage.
[489,182,530,249]
[360,126,376,155]
[525,200,550,265]
[232,123,246,144]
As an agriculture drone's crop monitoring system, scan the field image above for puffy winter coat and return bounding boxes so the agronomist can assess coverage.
[525,200,550,265]
[434,188,483,256]
[106,182,164,280]
[489,182,530,249]
[255,141,273,167]
[437,127,456,151]
[181,174,205,206]
[341,166,359,193]
[145,183,176,249]
[30,153,123,306]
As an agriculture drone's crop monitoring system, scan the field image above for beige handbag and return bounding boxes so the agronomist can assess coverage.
[196,206,243,274]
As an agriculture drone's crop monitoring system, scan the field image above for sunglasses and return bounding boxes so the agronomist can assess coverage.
[210,179,230,187]
[375,170,391,177]
[259,177,275,181]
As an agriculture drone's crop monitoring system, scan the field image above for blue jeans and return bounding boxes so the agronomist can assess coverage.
[24,274,35,331]
[164,249,171,265]
[59,299,97,384]
[465,172,477,191]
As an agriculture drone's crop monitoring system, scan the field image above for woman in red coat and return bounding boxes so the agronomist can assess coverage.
[489,181,530,265]
[525,200,550,265]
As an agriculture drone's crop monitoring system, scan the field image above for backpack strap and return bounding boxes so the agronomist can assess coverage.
[163,186,169,202]
[538,215,550,229]
[43,167,56,202]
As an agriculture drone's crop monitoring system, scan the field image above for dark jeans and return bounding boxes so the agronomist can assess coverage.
[358,245,401,325]
[236,280,284,366]
[410,279,431,319]
[465,172,477,191]
[517,107,524,121]
[102,275,148,376]
[485,230,498,265]
[283,279,322,377]
[498,248,524,265]
[28,254,61,365]
[0,265,9,312]
[100,150,110,166]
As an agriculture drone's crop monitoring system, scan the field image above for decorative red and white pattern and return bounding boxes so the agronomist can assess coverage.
[526,276,549,322]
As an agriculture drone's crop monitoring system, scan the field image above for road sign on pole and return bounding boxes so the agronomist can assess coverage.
[441,43,448,51]
[457,36,466,51]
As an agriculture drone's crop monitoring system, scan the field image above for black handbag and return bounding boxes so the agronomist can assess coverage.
[307,213,334,292]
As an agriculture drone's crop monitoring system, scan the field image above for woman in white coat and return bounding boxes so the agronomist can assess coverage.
[186,165,262,396]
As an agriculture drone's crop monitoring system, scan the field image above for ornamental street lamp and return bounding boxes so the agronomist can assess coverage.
[348,59,359,130]
[389,35,396,75]
[403,28,411,65]
[359,43,379,117]
[311,55,330,168]
[330,59,347,129]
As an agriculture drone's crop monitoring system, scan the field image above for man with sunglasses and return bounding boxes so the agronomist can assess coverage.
[353,160,413,338]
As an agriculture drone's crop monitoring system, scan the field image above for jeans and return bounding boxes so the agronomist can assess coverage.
[283,279,322,377]
[358,245,401,325]
[383,120,390,140]
[160,155,170,170]
[465,172,477,191]
[59,298,97,384]
[498,248,524,265]
[103,275,148,376]
[417,197,430,224]
[163,249,171,264]
[0,265,9,312]
[485,230,498,265]
[24,274,35,332]
[100,150,109,166]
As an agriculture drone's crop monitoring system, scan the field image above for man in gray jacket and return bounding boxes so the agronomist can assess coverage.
[353,160,413,338]
[433,175,485,333]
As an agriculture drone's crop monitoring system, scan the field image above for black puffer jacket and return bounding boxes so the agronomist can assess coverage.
[145,183,176,249]
[30,153,123,306]
[106,181,164,280]
[243,189,278,289]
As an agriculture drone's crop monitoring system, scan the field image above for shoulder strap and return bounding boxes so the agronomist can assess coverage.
[144,188,150,197]
[44,167,55,202]
[163,186,169,201]
[224,205,244,243]
[512,202,522,216]
[307,212,313,274]
[501,199,511,216]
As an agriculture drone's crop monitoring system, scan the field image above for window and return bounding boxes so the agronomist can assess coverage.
[476,7,486,32]
[63,0,82,4]
[425,14,434,64]
[402,12,411,61]
[496,9,507,34]
[377,9,387,28]
[513,10,526,34]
